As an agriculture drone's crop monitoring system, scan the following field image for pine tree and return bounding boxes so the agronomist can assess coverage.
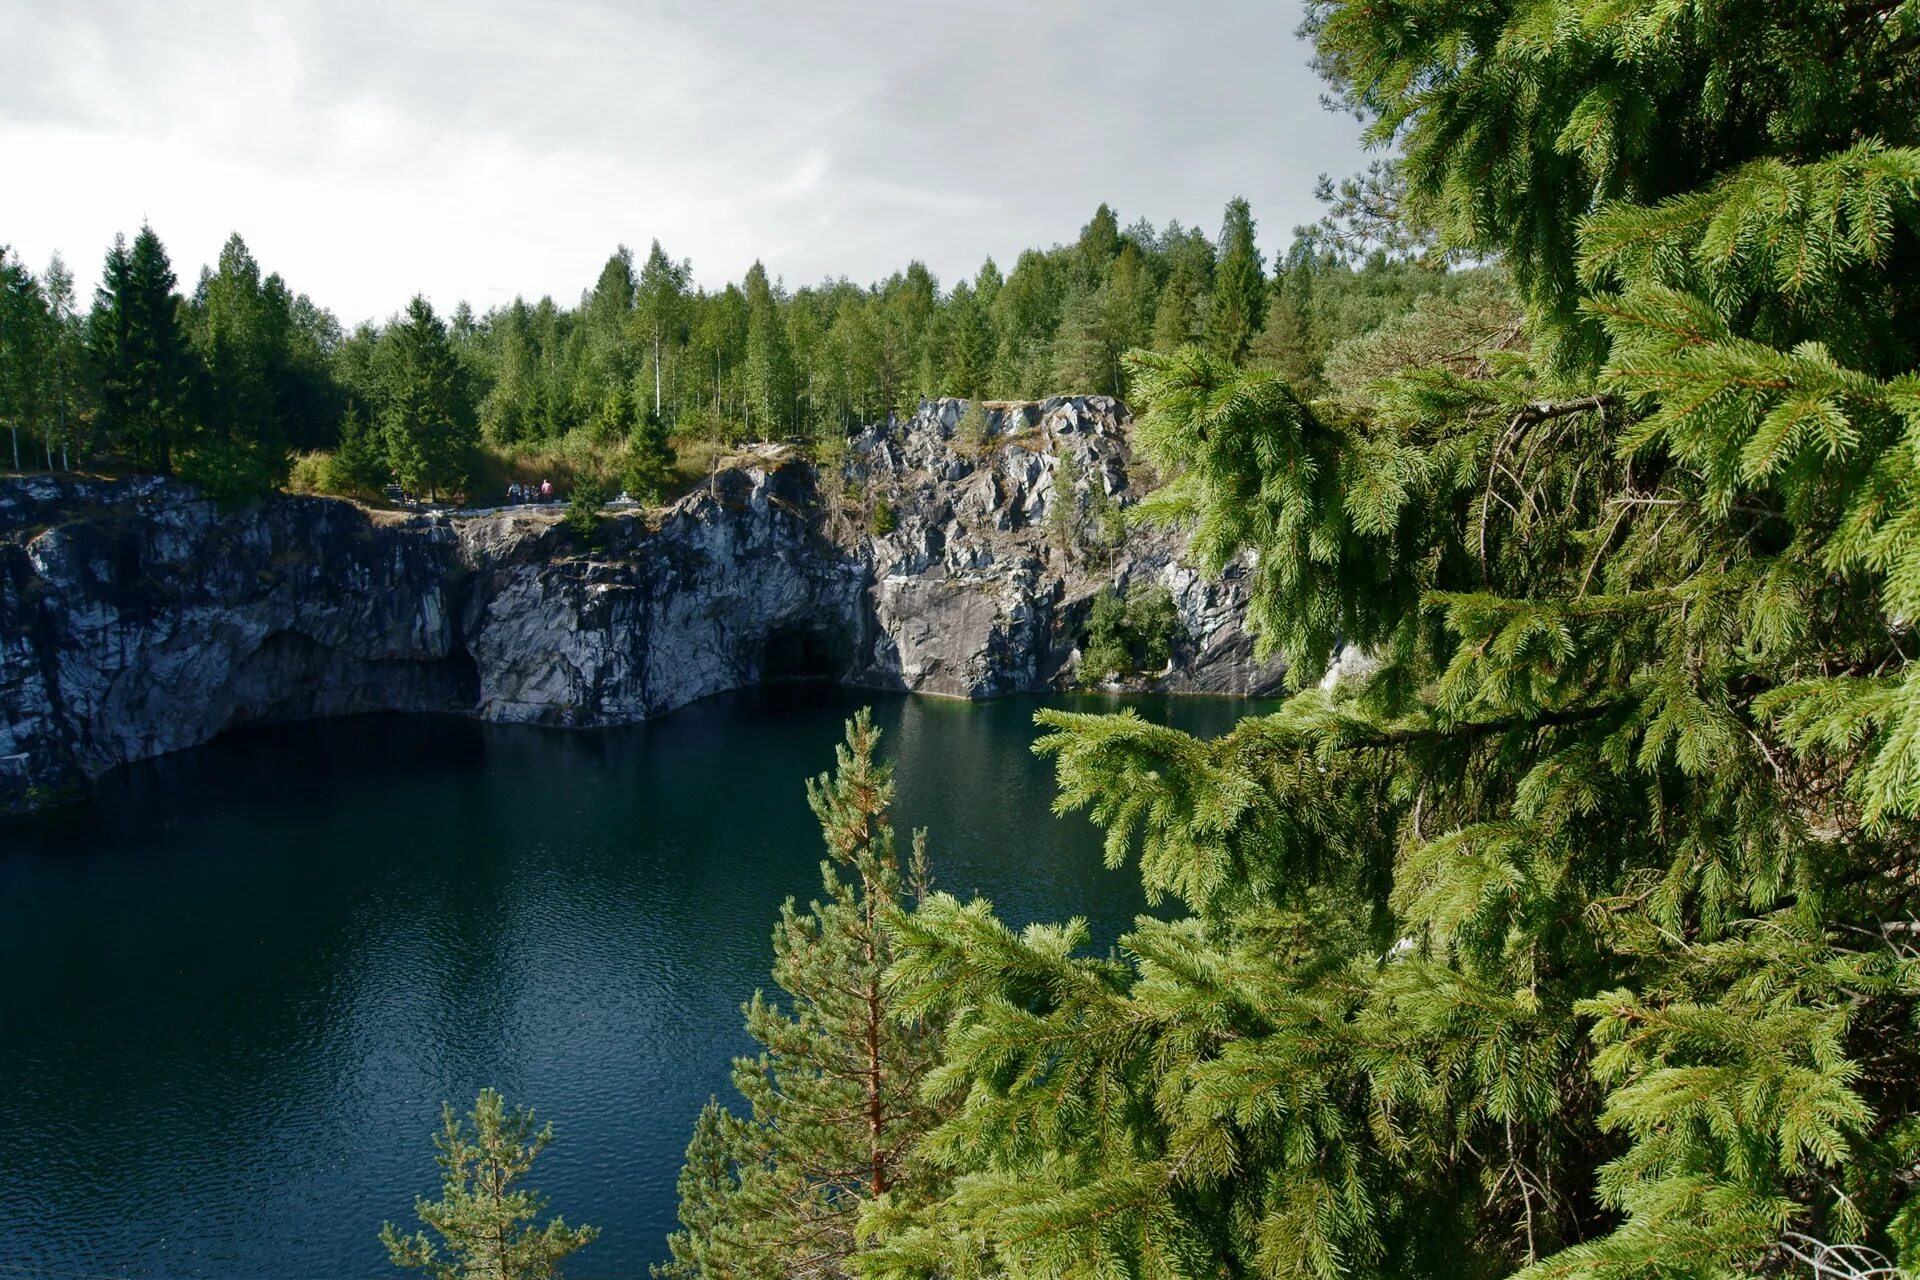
[621,407,675,503]
[325,403,389,496]
[1249,243,1322,389]
[661,709,944,1280]
[582,246,637,409]
[1075,203,1123,287]
[381,1088,598,1280]
[1150,271,1202,355]
[940,282,992,401]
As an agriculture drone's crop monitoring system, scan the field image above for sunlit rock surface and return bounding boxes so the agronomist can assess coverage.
[0,397,1283,815]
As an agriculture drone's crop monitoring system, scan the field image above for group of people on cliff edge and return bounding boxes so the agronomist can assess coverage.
[505,480,553,506]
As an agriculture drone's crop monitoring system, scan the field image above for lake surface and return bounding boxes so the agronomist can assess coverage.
[0,687,1258,1279]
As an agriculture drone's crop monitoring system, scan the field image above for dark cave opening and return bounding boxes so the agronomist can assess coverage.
[760,625,844,683]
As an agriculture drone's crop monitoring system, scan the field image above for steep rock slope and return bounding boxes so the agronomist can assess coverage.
[0,398,1282,816]
[854,396,1279,697]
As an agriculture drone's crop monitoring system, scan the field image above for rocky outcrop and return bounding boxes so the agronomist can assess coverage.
[0,397,1283,816]
[853,396,1281,698]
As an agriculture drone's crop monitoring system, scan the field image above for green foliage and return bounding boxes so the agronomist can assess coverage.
[1209,196,1266,363]
[661,710,943,1279]
[620,410,676,504]
[380,1089,597,1280]
[180,232,310,500]
[1045,447,1087,560]
[1077,589,1131,685]
[563,477,607,543]
[33,190,1496,492]
[743,262,796,436]
[849,5,1920,1278]
[869,494,897,538]
[325,403,390,496]
[382,296,477,502]
[86,225,194,475]
[1301,0,1920,369]
[0,246,53,471]
[955,401,992,456]
[1078,583,1182,685]
[1253,250,1502,396]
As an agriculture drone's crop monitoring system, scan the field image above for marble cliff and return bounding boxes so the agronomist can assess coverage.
[0,396,1284,815]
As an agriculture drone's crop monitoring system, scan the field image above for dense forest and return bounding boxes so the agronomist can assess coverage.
[0,193,1490,505]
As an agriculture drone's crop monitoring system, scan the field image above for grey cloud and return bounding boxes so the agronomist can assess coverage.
[0,0,1366,320]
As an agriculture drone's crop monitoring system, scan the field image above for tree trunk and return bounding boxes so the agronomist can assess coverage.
[862,886,888,1198]
[11,425,19,472]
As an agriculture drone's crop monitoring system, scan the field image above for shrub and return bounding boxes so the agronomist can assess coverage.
[955,401,993,456]
[322,405,392,498]
[564,477,608,544]
[1046,448,1087,559]
[869,495,897,537]
[1077,583,1182,686]
[287,451,331,495]
[177,435,283,506]
[1079,589,1132,684]
[1124,583,1179,671]
[620,414,675,504]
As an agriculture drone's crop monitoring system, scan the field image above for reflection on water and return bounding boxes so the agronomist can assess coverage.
[0,686,1261,1277]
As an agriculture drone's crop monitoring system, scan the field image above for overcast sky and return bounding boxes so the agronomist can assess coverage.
[1,0,1368,326]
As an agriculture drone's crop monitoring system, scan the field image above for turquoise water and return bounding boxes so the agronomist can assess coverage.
[0,688,1258,1278]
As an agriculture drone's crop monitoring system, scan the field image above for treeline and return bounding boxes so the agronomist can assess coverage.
[1,199,1488,503]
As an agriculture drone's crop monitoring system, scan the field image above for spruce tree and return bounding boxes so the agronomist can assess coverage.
[940,282,992,401]
[183,233,291,500]
[621,407,675,503]
[325,403,390,496]
[661,709,943,1280]
[381,1088,597,1280]
[743,262,795,437]
[0,248,49,472]
[1208,196,1266,364]
[86,235,136,459]
[87,226,192,474]
[861,4,1920,1279]
[382,295,475,502]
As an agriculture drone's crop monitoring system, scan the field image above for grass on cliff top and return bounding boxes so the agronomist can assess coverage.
[287,430,728,512]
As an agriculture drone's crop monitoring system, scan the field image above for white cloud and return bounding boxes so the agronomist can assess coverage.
[0,0,1368,323]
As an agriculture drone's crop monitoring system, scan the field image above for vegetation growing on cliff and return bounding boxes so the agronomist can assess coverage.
[1077,584,1181,686]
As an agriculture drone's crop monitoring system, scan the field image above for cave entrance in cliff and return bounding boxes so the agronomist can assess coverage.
[760,625,845,683]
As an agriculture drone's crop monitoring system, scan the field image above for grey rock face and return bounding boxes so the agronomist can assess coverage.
[849,396,1284,699]
[0,398,1283,816]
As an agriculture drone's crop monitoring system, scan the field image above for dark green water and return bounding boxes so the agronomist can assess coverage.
[0,687,1257,1279]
